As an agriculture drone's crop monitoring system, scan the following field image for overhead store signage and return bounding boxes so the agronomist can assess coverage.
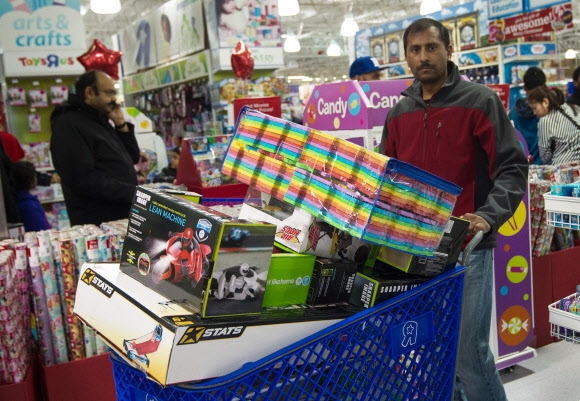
[118,0,205,76]
[2,50,85,77]
[488,3,573,43]
[203,0,282,49]
[0,6,86,52]
[354,1,485,59]
[488,0,569,19]
[123,51,209,94]
[212,47,284,71]
[502,42,556,59]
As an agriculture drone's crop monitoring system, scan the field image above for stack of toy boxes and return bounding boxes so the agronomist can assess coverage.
[222,107,461,258]
[120,186,276,317]
[238,187,374,264]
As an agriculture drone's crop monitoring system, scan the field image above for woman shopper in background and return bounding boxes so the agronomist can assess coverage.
[527,85,580,165]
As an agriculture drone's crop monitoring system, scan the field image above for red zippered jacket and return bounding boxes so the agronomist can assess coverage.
[381,62,528,249]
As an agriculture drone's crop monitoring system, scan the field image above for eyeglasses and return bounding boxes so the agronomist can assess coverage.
[94,86,117,97]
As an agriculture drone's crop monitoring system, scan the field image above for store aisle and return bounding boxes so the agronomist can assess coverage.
[501,340,580,401]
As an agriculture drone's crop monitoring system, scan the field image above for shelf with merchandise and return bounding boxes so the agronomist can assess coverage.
[544,192,580,230]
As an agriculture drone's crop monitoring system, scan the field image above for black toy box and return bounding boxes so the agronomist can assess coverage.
[349,267,431,309]
[306,258,358,305]
[120,186,276,317]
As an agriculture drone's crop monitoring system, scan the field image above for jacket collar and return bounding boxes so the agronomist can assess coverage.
[402,61,461,103]
[67,93,108,121]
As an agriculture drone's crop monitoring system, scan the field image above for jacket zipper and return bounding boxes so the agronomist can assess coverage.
[421,100,430,166]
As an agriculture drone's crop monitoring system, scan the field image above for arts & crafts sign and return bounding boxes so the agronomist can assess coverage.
[0,6,86,51]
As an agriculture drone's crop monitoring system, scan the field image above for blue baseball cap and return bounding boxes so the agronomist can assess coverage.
[349,56,388,79]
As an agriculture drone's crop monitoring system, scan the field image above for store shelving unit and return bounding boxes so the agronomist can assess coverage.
[544,193,580,230]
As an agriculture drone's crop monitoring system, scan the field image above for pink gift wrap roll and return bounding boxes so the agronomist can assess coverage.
[27,244,57,366]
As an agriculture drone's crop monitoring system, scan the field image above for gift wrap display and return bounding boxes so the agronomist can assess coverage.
[120,187,276,317]
[222,107,461,257]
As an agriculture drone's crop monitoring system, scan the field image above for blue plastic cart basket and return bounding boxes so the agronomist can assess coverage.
[111,264,466,401]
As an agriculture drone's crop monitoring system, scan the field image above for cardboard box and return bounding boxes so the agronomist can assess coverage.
[306,258,358,305]
[42,354,116,401]
[238,191,315,254]
[262,247,316,307]
[349,268,431,309]
[120,186,276,317]
[0,356,41,401]
[161,189,202,204]
[240,188,374,265]
[74,263,359,385]
[376,217,470,277]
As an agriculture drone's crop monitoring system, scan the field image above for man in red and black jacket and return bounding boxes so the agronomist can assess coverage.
[381,18,528,401]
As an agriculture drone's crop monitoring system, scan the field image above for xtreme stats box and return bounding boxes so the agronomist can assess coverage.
[121,187,276,317]
[74,263,359,385]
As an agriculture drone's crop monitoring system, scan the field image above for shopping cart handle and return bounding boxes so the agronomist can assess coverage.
[461,230,484,266]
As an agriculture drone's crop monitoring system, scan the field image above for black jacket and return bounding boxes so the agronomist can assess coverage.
[50,94,140,226]
[568,90,580,107]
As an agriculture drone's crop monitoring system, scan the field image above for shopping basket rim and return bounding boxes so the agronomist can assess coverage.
[113,265,466,390]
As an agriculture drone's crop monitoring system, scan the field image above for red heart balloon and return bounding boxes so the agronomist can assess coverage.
[231,41,254,80]
[77,39,123,80]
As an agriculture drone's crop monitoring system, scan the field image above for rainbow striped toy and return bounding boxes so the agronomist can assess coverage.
[222,107,462,256]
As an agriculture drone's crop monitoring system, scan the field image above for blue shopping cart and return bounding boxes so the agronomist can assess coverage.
[110,233,483,401]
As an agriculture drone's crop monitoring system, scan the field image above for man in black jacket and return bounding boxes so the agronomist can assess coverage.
[50,70,140,226]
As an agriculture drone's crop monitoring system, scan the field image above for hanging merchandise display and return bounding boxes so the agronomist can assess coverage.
[231,41,255,80]
[76,39,123,80]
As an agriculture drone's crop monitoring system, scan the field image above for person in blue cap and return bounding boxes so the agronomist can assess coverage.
[349,56,388,81]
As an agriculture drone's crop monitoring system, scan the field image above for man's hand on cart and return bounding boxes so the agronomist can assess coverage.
[460,213,490,235]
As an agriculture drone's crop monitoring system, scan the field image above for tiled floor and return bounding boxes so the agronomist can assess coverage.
[501,340,580,401]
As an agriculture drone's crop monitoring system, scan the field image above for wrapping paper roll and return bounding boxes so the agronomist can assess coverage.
[98,234,113,262]
[71,235,88,277]
[85,235,99,263]
[82,323,97,358]
[36,233,68,364]
[59,238,84,360]
[95,335,108,355]
[14,243,32,361]
[0,251,29,384]
[27,244,56,366]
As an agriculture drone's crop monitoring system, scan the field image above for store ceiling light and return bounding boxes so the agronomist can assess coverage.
[327,40,342,57]
[419,0,442,15]
[340,16,359,37]
[278,0,300,17]
[284,35,301,53]
[90,0,121,14]
[565,48,578,59]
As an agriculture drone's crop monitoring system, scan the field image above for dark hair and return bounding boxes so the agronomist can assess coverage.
[573,66,580,82]
[172,146,180,155]
[161,14,171,42]
[527,86,565,113]
[403,18,450,54]
[74,70,102,100]
[11,161,37,191]
[523,67,546,91]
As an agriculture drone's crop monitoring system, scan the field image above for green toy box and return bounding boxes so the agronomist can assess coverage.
[262,246,316,307]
